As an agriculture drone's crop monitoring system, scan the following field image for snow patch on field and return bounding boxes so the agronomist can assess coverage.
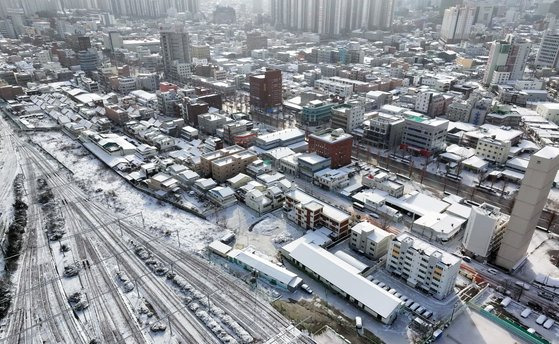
[30,131,225,251]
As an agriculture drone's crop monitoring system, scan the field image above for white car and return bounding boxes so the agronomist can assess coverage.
[301,283,313,294]
[487,268,498,275]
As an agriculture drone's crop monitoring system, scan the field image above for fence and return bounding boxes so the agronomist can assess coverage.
[468,303,550,344]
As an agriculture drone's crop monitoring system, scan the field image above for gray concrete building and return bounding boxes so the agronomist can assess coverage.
[495,147,559,270]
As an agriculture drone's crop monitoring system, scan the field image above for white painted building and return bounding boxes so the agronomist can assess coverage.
[462,203,509,259]
[283,241,402,324]
[536,103,559,125]
[314,79,354,97]
[475,137,512,164]
[386,233,460,300]
[349,222,393,259]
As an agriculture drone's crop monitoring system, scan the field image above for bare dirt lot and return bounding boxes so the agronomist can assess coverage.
[272,298,383,344]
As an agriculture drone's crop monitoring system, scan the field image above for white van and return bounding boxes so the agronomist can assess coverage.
[355,316,363,329]
[410,303,420,312]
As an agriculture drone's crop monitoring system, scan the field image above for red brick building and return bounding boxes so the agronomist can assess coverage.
[308,128,353,168]
[249,68,282,111]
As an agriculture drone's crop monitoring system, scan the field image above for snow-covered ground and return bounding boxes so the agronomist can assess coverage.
[30,131,225,252]
[18,114,58,130]
[439,307,525,344]
[515,235,559,283]
[211,205,303,257]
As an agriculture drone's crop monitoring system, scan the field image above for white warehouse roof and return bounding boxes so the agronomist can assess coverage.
[289,242,401,320]
[229,249,302,289]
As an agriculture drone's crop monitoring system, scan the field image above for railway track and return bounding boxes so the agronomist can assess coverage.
[2,126,311,344]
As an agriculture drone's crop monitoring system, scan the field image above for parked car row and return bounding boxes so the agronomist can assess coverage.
[369,278,433,319]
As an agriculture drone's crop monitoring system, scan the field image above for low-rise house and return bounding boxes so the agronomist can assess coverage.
[313,168,350,190]
[145,173,180,194]
[361,169,404,198]
[284,189,352,238]
[207,186,237,207]
[227,173,253,189]
[175,169,200,187]
[135,144,157,160]
[297,153,331,180]
[246,159,273,177]
[194,178,218,194]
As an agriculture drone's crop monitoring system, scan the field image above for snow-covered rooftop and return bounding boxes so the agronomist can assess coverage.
[288,242,402,320]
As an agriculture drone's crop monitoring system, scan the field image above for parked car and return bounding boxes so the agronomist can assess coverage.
[500,297,512,307]
[355,316,363,329]
[543,319,555,330]
[487,268,498,275]
[462,256,472,263]
[536,315,548,326]
[521,308,532,318]
[301,284,313,294]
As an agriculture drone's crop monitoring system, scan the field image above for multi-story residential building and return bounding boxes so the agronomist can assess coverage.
[536,103,559,125]
[157,90,179,116]
[329,77,372,93]
[462,203,509,260]
[284,189,352,238]
[211,150,258,182]
[170,61,192,82]
[349,222,393,260]
[108,0,199,18]
[440,5,477,43]
[362,113,405,150]
[78,48,98,73]
[198,113,227,135]
[199,145,245,177]
[536,30,559,68]
[401,114,449,154]
[314,79,354,97]
[483,35,531,86]
[191,44,211,61]
[246,32,268,53]
[386,233,461,300]
[475,137,511,164]
[414,91,445,117]
[271,0,394,35]
[297,153,331,179]
[308,129,353,168]
[160,28,191,80]
[331,100,365,132]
